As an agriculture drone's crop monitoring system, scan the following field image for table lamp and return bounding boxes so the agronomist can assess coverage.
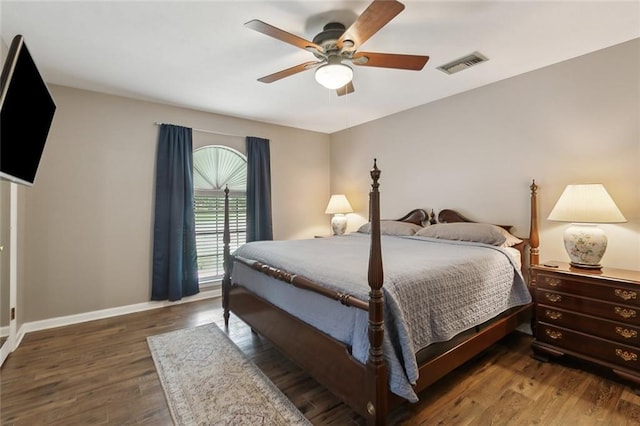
[548,184,626,269]
[325,194,353,236]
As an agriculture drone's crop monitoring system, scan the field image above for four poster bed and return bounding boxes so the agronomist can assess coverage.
[221,161,540,425]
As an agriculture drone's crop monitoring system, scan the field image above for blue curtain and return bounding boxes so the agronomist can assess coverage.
[246,136,273,242]
[151,124,199,301]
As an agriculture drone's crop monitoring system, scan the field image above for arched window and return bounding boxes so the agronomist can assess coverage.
[193,145,247,283]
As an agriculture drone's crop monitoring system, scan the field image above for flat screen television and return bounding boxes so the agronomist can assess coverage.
[1,34,56,186]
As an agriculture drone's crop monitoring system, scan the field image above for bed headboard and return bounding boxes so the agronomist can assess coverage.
[394,209,430,227]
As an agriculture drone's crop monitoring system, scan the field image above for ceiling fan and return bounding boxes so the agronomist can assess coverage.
[245,0,429,96]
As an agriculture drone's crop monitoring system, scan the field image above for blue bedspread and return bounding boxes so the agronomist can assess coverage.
[233,233,531,402]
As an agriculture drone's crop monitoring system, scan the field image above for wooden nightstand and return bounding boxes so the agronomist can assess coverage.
[531,261,640,388]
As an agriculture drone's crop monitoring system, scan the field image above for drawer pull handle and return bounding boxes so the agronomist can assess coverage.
[545,277,561,287]
[615,289,637,301]
[615,307,637,319]
[545,329,562,340]
[615,349,638,362]
[616,327,637,339]
[545,310,563,320]
[545,293,562,303]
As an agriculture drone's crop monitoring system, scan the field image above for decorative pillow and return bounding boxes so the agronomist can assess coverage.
[415,222,506,246]
[495,226,523,247]
[357,220,422,236]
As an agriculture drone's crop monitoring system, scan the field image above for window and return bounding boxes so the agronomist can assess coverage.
[193,146,247,283]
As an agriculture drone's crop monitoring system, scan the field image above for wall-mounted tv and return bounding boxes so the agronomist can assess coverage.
[1,34,56,186]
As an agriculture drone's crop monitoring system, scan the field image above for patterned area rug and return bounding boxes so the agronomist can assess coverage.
[147,323,311,425]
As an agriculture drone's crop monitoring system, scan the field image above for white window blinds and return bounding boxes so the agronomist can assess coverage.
[193,146,247,282]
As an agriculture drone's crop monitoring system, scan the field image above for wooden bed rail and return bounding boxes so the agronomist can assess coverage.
[233,257,369,311]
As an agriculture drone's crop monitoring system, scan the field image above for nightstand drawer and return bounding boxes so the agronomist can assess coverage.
[538,325,639,371]
[538,273,639,307]
[536,289,640,326]
[536,306,640,346]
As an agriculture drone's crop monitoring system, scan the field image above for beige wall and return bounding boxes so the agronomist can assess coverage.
[23,86,330,322]
[330,39,640,270]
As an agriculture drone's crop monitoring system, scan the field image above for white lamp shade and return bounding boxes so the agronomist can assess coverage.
[325,194,353,214]
[548,184,626,223]
[315,63,353,90]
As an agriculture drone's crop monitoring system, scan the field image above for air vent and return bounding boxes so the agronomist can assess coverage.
[437,52,488,75]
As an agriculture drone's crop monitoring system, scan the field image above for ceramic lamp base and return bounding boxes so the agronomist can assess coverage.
[331,214,347,236]
[563,224,607,270]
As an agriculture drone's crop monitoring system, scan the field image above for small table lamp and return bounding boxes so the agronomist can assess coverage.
[325,194,353,236]
[548,184,626,269]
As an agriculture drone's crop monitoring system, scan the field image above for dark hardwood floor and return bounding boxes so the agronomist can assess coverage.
[1,298,639,425]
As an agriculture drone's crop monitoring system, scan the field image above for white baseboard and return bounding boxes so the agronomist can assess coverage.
[0,336,12,366]
[16,288,221,342]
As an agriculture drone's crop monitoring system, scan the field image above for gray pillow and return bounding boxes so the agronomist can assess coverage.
[415,222,506,246]
[357,220,422,236]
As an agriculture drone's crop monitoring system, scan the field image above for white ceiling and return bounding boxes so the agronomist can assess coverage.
[2,1,638,134]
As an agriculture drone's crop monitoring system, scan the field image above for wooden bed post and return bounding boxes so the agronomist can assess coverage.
[529,180,540,268]
[366,159,388,425]
[222,185,231,326]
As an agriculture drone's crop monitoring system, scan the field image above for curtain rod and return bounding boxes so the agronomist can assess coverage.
[154,122,244,138]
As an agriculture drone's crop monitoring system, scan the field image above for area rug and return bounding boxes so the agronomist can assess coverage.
[147,323,311,425]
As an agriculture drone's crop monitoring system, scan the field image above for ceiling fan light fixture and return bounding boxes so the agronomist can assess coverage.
[314,63,353,90]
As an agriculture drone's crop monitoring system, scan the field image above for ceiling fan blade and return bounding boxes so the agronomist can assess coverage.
[352,52,429,70]
[336,81,355,96]
[257,61,321,84]
[245,19,322,53]
[337,0,405,50]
